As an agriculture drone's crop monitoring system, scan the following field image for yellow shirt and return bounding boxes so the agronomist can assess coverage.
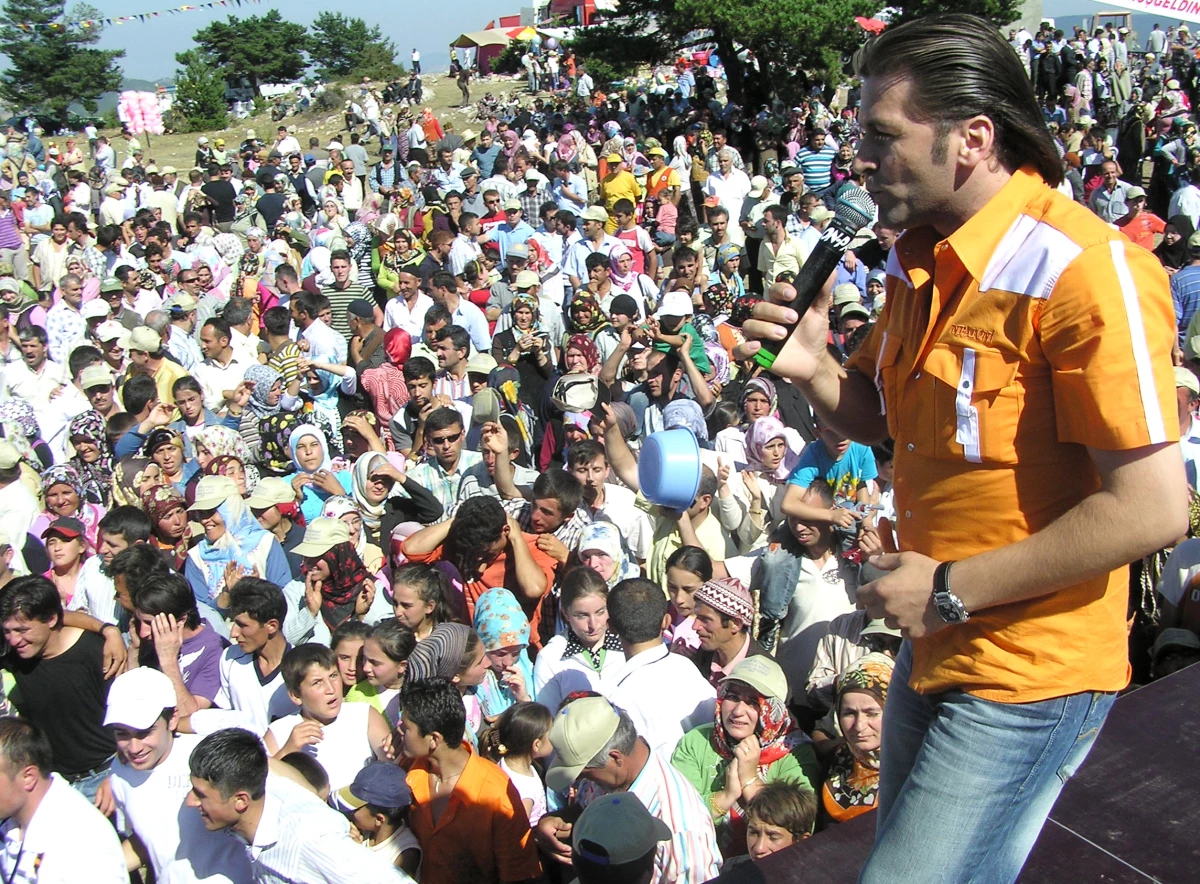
[847,167,1177,702]
[600,170,641,233]
[152,358,191,405]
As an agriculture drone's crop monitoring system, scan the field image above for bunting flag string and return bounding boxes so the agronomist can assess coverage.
[14,0,258,32]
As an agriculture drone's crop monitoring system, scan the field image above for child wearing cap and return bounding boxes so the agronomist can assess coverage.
[266,644,390,792]
[337,761,422,877]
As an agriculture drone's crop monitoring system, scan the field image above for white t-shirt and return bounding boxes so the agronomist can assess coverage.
[776,554,859,701]
[590,483,653,564]
[533,632,627,721]
[66,555,118,625]
[499,758,547,825]
[267,703,376,792]
[369,823,420,872]
[0,773,126,883]
[109,733,252,883]
[191,647,298,737]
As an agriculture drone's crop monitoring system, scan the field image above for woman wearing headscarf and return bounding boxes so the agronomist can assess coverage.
[820,653,894,827]
[295,516,375,632]
[236,363,285,456]
[0,399,52,468]
[741,416,802,535]
[142,483,191,571]
[111,456,164,508]
[320,495,391,619]
[1155,214,1195,272]
[720,376,811,460]
[576,522,639,589]
[605,244,655,313]
[343,221,375,289]
[301,245,335,295]
[472,587,538,719]
[672,655,819,854]
[350,451,444,546]
[621,135,651,177]
[286,423,353,523]
[259,411,304,476]
[564,296,618,364]
[360,329,411,442]
[317,195,349,235]
[184,474,292,616]
[32,466,106,549]
[491,299,554,411]
[67,410,114,507]
[143,428,198,493]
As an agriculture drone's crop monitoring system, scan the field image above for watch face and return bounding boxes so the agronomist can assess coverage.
[936,597,966,624]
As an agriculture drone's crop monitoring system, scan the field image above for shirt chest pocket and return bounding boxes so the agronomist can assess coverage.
[922,344,1021,464]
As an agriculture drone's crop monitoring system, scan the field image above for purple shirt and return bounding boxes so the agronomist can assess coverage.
[0,210,21,250]
[178,625,227,703]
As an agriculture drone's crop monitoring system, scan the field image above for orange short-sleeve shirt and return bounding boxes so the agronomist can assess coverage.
[847,167,1178,702]
[407,752,542,884]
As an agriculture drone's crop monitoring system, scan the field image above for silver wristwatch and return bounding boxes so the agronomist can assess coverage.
[933,561,970,624]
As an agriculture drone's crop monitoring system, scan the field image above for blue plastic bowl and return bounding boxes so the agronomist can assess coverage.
[639,429,702,511]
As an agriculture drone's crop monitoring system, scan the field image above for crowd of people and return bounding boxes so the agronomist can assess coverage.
[0,12,1195,884]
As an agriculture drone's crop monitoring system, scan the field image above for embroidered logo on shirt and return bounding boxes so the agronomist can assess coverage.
[948,324,995,345]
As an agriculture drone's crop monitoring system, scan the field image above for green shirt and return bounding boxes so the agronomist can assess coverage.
[670,722,820,822]
[653,320,712,373]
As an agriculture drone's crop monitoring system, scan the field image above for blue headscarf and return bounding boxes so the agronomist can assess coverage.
[576,521,638,588]
[472,588,537,717]
[664,398,710,445]
[195,488,272,603]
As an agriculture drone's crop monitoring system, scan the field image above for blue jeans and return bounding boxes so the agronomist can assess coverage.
[67,764,112,805]
[859,642,1115,884]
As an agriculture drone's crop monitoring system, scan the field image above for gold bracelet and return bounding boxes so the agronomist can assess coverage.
[709,792,728,818]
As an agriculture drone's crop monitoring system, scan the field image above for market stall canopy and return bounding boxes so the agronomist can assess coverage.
[854,16,887,34]
[450,29,514,49]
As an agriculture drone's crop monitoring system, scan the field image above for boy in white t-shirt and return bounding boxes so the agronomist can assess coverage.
[104,667,251,883]
[336,761,422,878]
[266,643,390,792]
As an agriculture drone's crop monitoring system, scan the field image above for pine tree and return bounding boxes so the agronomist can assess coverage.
[172,50,228,133]
[0,0,124,127]
[187,11,309,96]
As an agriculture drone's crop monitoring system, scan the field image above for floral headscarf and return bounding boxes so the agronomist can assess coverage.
[299,523,371,630]
[112,456,159,508]
[41,465,85,508]
[194,426,251,464]
[142,483,189,564]
[576,521,638,588]
[564,333,601,372]
[0,399,39,438]
[244,363,283,419]
[213,233,244,268]
[824,652,895,821]
[663,399,709,443]
[745,416,800,483]
[67,410,113,506]
[740,377,779,419]
[260,412,304,474]
[568,293,609,336]
[473,588,536,717]
[510,294,540,330]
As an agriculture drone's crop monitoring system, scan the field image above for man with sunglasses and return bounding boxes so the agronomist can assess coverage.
[400,407,483,517]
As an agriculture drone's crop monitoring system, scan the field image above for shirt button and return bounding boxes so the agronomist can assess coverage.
[907,443,915,451]
[905,510,912,518]
[914,372,921,379]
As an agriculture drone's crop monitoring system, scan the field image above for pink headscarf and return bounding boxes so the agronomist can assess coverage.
[744,416,800,483]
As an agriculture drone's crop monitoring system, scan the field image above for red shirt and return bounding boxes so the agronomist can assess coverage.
[1116,210,1166,251]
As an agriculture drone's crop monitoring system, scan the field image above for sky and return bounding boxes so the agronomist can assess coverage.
[85,0,525,81]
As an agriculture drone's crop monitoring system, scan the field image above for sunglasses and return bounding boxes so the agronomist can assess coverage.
[428,431,463,446]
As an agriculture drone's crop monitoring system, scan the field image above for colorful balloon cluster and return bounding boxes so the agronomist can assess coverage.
[117,91,165,136]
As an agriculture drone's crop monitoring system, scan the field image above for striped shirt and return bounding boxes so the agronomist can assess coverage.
[1171,263,1200,345]
[403,449,485,516]
[320,280,368,339]
[794,145,837,191]
[578,748,721,884]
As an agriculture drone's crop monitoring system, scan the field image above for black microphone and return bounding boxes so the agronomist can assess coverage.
[753,184,876,373]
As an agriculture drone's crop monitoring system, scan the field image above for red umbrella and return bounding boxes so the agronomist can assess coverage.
[855,16,887,34]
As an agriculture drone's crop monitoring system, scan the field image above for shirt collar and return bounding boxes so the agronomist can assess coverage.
[248,788,283,850]
[899,166,1048,285]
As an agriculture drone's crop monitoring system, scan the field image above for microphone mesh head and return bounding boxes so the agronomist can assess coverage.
[834,184,876,235]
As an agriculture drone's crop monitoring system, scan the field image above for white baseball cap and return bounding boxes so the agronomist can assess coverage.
[104,667,178,729]
[654,290,693,319]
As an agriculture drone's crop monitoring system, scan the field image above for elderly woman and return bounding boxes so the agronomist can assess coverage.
[238,363,286,456]
[111,456,164,508]
[184,475,292,618]
[532,566,626,715]
[143,428,198,493]
[317,194,349,234]
[820,652,894,827]
[672,656,820,855]
[32,466,106,549]
[320,495,391,622]
[142,483,191,571]
[491,295,555,406]
[67,411,114,507]
[576,521,639,589]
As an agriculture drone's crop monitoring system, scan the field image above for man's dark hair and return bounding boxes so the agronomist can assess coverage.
[612,198,635,216]
[423,302,452,328]
[857,13,1062,185]
[292,291,319,319]
[424,406,463,437]
[803,478,836,509]
[458,211,479,228]
[695,464,718,503]
[122,374,158,416]
[263,305,291,337]
[584,252,611,273]
[446,495,507,574]
[435,324,470,356]
[0,575,63,626]
[532,468,583,517]
[764,204,790,224]
[400,677,466,746]
[109,543,171,586]
[18,325,47,345]
[98,506,152,545]
[556,210,578,232]
[189,728,268,800]
[279,751,329,794]
[607,578,669,644]
[275,264,298,286]
[566,439,606,470]
[0,718,53,775]
[430,270,457,293]
[329,248,353,266]
[222,297,253,328]
[281,643,338,695]
[97,225,122,249]
[114,264,138,283]
[403,356,436,382]
[203,317,232,343]
[227,577,287,627]
[132,572,201,630]
[65,211,88,233]
[182,211,202,227]
[68,345,102,381]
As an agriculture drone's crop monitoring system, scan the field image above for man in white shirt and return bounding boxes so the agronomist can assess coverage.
[193,317,255,412]
[187,727,408,883]
[704,150,753,232]
[273,126,301,157]
[116,263,162,318]
[6,325,67,406]
[106,668,252,883]
[604,579,716,758]
[0,717,127,883]
[382,268,433,339]
[99,181,128,226]
[447,213,483,279]
[1170,174,1200,230]
[564,206,622,291]
[568,440,653,563]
